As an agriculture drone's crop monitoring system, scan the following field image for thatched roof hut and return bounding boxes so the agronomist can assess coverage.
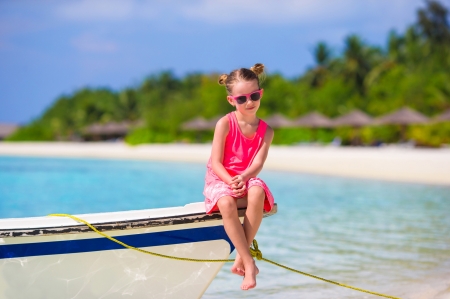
[375,107,429,125]
[0,123,19,140]
[181,117,211,131]
[264,113,293,128]
[293,112,333,128]
[83,121,139,141]
[434,109,450,122]
[206,116,222,130]
[85,122,130,135]
[332,109,373,127]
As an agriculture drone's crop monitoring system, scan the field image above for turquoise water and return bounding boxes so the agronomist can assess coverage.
[1,156,450,298]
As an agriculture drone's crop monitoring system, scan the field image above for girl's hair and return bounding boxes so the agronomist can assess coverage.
[218,63,265,95]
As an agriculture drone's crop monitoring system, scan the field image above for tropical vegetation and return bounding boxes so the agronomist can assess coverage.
[7,0,450,147]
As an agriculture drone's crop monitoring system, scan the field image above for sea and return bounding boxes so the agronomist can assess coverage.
[0,156,449,299]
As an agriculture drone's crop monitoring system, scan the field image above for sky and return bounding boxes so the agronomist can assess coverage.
[0,0,444,124]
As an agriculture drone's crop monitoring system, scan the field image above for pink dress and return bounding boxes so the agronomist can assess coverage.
[203,112,275,214]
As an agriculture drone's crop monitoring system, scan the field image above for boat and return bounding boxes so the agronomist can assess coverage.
[0,201,277,299]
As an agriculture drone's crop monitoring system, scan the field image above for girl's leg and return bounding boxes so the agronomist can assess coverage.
[243,186,265,247]
[232,186,265,276]
[217,196,258,290]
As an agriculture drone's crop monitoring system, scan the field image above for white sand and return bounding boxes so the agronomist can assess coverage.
[1,142,449,186]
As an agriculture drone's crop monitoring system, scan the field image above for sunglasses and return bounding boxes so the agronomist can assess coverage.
[229,89,263,105]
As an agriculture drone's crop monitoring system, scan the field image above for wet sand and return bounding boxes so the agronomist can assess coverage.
[0,142,449,186]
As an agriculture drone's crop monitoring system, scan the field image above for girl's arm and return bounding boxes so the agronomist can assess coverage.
[210,116,233,185]
[234,126,274,184]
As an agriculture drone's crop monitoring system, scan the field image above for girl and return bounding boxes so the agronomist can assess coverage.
[203,63,275,291]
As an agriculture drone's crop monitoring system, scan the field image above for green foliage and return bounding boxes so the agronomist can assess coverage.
[126,126,214,145]
[9,0,450,147]
[408,123,450,147]
[125,127,175,145]
[6,122,54,141]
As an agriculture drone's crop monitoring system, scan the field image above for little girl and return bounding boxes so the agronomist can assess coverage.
[203,63,275,291]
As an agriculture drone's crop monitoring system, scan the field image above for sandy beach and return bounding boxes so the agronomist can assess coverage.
[0,142,449,186]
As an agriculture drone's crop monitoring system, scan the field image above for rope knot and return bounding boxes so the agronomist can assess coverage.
[249,239,263,260]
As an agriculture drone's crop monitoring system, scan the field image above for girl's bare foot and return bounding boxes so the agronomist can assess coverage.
[232,253,260,277]
[231,254,245,276]
[241,260,257,290]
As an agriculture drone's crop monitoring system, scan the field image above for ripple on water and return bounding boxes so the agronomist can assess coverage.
[1,156,449,298]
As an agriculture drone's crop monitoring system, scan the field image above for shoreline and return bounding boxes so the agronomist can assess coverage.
[1,142,450,186]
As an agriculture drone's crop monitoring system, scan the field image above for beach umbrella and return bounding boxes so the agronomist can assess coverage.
[206,116,222,130]
[181,117,210,131]
[375,107,429,125]
[331,109,373,127]
[331,109,373,146]
[375,107,429,142]
[181,116,213,143]
[293,112,333,128]
[85,122,130,135]
[434,109,450,122]
[264,113,293,128]
[293,112,333,143]
[84,122,131,141]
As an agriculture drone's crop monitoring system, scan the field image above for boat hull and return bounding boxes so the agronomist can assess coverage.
[0,202,276,298]
[1,226,230,299]
[0,203,234,299]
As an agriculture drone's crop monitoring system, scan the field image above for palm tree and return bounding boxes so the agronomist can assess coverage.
[118,89,139,121]
[404,26,423,66]
[387,30,405,62]
[314,42,331,66]
[417,0,450,47]
[343,35,383,96]
[310,42,331,87]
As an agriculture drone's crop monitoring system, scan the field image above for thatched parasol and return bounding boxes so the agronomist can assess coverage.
[434,109,450,122]
[0,123,19,140]
[375,107,429,142]
[331,110,373,146]
[331,109,373,127]
[264,113,293,128]
[83,121,137,141]
[292,112,333,143]
[206,116,222,130]
[293,112,332,128]
[181,117,211,131]
[85,122,130,135]
[375,107,429,125]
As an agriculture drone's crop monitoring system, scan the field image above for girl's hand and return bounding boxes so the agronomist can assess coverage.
[231,175,246,187]
[231,183,246,197]
[231,175,246,197]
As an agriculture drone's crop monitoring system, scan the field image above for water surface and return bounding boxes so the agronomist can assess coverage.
[1,156,449,299]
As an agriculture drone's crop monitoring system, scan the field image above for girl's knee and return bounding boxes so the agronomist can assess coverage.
[248,186,265,197]
[217,196,237,212]
[247,186,265,204]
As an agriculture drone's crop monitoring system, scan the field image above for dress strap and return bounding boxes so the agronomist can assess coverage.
[257,118,268,138]
[227,112,237,135]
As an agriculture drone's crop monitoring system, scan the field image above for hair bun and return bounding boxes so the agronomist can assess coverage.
[250,63,265,76]
[218,74,228,86]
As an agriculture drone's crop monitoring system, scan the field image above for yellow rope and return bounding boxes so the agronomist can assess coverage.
[249,240,401,299]
[49,214,402,299]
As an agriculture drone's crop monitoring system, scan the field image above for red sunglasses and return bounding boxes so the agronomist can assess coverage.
[229,89,263,105]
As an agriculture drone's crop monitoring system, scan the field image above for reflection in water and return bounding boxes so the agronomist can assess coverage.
[0,157,449,298]
[205,172,450,299]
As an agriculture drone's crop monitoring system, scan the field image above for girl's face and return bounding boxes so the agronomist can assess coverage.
[227,80,263,116]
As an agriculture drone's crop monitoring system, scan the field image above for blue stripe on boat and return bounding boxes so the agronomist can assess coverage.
[0,226,233,259]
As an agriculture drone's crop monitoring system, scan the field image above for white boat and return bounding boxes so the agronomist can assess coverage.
[0,202,277,299]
